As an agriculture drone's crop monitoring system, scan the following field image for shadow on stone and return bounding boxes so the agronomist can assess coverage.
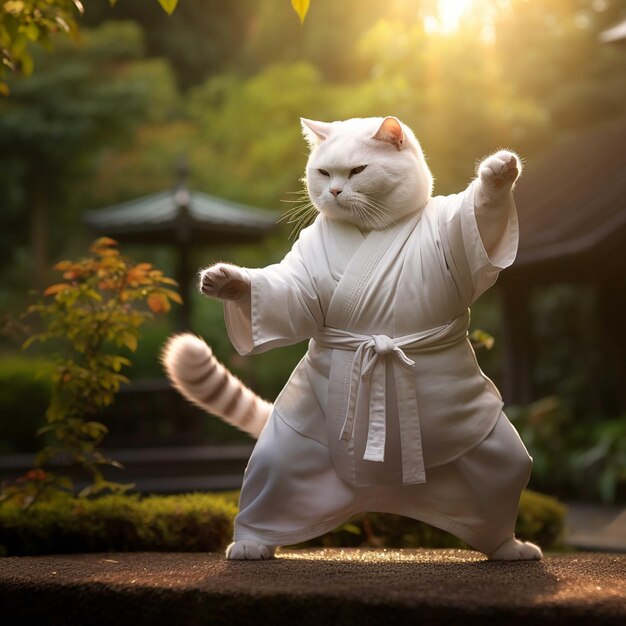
[1,549,624,626]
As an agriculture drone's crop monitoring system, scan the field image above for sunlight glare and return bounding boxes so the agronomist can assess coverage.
[424,0,474,35]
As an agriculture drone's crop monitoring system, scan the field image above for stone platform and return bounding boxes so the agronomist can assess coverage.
[1,549,625,625]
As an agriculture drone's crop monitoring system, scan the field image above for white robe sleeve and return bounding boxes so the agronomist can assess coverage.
[437,180,519,304]
[224,225,324,356]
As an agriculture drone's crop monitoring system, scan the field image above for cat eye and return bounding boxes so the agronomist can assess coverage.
[318,169,330,177]
[349,165,367,177]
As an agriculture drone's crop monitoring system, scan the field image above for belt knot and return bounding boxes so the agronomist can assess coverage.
[372,334,395,355]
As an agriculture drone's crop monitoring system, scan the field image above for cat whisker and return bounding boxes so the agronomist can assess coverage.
[347,200,367,227]
[360,198,394,229]
[278,206,306,219]
[283,188,308,195]
[288,211,317,239]
[283,201,314,212]
[354,201,384,226]
[282,211,315,227]
[361,197,389,214]
[349,201,375,230]
[367,207,390,227]
[279,202,315,221]
[282,197,310,205]
[367,212,386,230]
[283,213,313,225]
[364,196,390,212]
[360,201,386,217]
[279,199,317,239]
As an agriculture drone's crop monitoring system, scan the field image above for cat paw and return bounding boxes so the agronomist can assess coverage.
[479,150,521,189]
[225,540,275,560]
[488,537,543,561]
[199,263,250,301]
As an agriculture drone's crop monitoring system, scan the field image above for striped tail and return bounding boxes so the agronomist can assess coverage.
[161,333,272,439]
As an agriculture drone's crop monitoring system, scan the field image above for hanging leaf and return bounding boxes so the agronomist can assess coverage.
[291,0,310,25]
[157,0,179,15]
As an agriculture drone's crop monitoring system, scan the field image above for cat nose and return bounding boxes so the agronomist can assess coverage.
[330,187,342,198]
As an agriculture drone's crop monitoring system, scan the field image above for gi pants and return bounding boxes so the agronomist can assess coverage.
[233,411,532,555]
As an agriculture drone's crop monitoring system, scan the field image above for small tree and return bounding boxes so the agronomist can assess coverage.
[1,237,181,508]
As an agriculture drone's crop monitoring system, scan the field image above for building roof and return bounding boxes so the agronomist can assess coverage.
[84,189,279,245]
[510,120,626,279]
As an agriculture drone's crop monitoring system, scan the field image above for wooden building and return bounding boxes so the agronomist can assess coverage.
[499,120,626,412]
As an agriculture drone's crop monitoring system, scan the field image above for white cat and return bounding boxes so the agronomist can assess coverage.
[163,116,542,563]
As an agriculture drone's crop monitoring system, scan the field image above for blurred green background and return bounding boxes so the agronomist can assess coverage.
[1,0,624,505]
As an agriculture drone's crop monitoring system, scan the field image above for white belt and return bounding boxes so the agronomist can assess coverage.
[315,314,468,485]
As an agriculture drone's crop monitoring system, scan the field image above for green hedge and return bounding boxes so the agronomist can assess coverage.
[0,492,238,557]
[0,489,564,557]
[0,355,53,453]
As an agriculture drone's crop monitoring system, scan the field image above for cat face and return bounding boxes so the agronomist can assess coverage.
[302,117,433,230]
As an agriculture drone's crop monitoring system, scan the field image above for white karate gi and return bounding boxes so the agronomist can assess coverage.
[224,180,532,554]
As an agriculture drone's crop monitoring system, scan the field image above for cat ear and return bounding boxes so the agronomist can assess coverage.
[372,116,405,150]
[300,118,332,147]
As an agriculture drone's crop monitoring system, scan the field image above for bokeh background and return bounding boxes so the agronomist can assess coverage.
[1,0,625,506]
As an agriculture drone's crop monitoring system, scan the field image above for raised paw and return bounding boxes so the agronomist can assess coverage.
[479,150,521,189]
[226,540,275,560]
[488,537,543,561]
[198,263,250,301]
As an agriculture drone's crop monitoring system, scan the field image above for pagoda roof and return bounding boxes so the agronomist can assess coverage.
[84,189,279,245]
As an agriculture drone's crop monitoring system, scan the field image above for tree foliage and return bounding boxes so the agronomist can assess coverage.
[81,0,259,90]
[0,0,181,93]
[0,0,81,94]
[69,0,626,427]
[1,0,625,446]
[1,0,314,92]
[0,20,175,288]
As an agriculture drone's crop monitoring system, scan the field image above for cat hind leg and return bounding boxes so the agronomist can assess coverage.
[488,537,543,561]
[226,540,276,560]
